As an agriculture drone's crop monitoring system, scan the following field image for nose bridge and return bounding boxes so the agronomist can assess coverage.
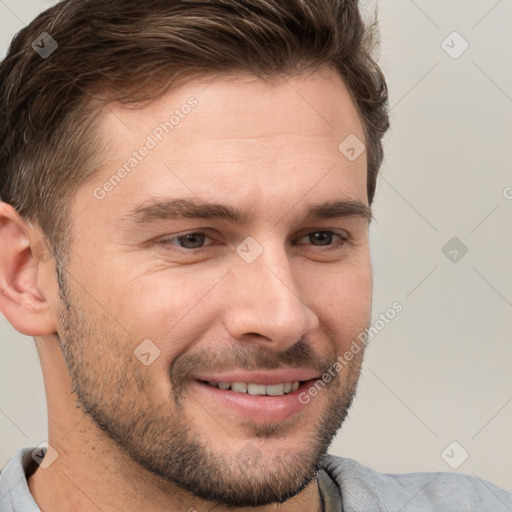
[223,240,319,347]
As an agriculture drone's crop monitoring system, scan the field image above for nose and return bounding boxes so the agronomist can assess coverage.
[221,243,319,351]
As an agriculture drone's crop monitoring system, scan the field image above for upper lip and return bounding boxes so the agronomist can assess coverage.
[193,369,321,386]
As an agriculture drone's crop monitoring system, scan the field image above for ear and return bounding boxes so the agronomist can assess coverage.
[0,202,57,336]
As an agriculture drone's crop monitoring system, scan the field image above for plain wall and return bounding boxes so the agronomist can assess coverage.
[1,0,511,492]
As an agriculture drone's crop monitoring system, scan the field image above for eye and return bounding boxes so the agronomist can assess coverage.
[294,230,348,247]
[156,229,348,252]
[160,232,212,250]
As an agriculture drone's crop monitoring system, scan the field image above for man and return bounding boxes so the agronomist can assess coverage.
[0,0,510,510]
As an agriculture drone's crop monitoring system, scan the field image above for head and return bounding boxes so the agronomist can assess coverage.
[0,0,388,508]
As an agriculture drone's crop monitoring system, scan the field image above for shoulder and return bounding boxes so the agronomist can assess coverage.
[320,454,512,511]
[0,447,41,512]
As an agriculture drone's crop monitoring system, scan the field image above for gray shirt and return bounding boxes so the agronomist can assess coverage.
[1,447,511,511]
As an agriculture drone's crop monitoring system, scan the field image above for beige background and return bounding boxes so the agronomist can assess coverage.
[1,0,511,492]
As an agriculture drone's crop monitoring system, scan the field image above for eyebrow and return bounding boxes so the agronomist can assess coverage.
[126,198,372,225]
[300,200,372,223]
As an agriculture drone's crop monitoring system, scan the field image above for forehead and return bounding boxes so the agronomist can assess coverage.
[79,68,368,224]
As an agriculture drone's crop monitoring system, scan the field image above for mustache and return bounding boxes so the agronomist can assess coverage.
[170,339,337,394]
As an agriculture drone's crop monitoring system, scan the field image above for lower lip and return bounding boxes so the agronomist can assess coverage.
[192,380,318,423]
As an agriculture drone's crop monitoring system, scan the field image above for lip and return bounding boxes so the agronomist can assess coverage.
[191,372,320,423]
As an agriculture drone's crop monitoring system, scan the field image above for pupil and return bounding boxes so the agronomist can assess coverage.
[182,233,205,248]
[312,232,331,245]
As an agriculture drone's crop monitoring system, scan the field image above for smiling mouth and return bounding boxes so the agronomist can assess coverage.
[200,380,304,396]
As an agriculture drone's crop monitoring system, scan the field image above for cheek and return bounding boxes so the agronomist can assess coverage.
[109,266,229,353]
[311,261,372,344]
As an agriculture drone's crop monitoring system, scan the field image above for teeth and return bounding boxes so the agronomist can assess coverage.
[231,382,248,393]
[207,380,301,395]
[248,383,267,395]
[266,383,285,396]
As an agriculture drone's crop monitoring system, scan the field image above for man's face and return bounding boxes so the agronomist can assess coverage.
[55,68,372,506]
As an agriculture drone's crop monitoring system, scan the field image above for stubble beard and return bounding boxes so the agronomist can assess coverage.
[54,263,365,507]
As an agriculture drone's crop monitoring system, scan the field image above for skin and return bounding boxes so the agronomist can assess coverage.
[0,66,372,512]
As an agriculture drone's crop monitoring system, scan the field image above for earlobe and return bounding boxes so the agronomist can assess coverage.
[0,202,57,336]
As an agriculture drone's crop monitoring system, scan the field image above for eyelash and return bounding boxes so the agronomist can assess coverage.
[156,230,349,251]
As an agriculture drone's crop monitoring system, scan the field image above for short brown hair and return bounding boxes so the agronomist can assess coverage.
[0,0,389,255]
